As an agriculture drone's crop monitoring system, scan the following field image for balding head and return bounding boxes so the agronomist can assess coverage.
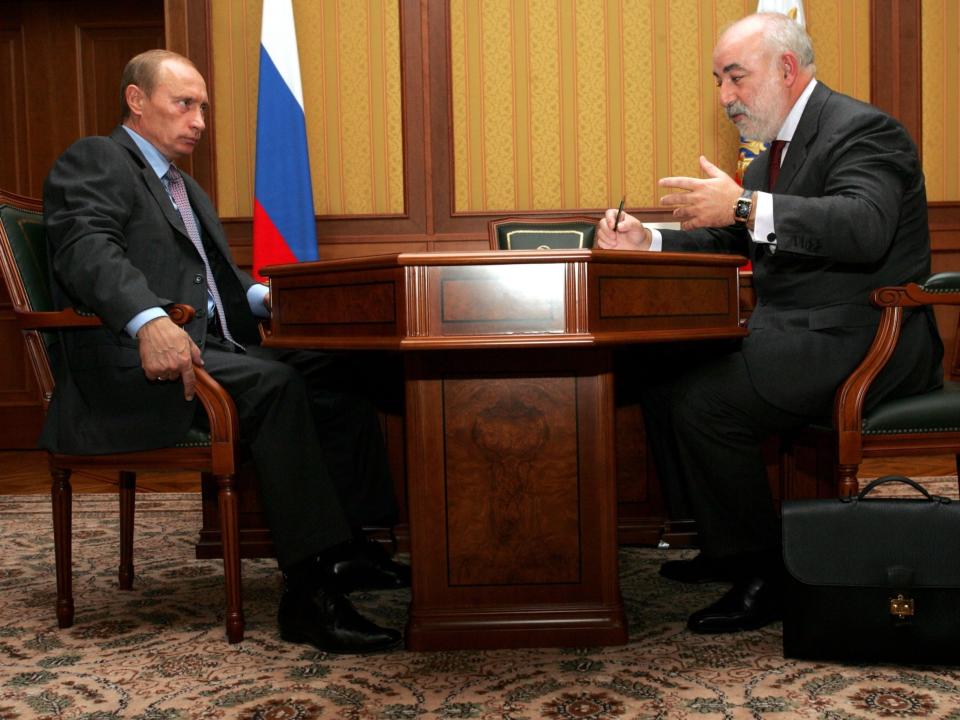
[120,49,199,121]
[712,13,815,142]
[719,13,815,75]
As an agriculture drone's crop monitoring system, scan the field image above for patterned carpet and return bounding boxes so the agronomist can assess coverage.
[1,490,959,719]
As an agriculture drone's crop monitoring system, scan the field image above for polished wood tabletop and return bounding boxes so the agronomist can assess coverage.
[262,249,747,350]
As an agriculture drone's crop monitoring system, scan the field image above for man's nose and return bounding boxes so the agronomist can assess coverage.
[190,109,205,132]
[718,85,736,108]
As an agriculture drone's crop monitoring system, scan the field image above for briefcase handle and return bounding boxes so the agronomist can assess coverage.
[852,475,952,504]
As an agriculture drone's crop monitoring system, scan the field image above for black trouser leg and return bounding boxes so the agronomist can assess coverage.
[278,351,397,528]
[201,341,353,569]
[647,350,814,576]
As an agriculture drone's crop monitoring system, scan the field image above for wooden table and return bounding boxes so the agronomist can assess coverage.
[262,249,746,650]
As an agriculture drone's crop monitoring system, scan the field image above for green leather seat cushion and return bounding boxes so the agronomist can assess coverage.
[862,380,960,435]
[175,425,212,448]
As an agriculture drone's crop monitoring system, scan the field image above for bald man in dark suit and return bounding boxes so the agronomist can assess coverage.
[598,13,942,633]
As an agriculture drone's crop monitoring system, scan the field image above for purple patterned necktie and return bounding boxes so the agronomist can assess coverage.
[164,165,238,346]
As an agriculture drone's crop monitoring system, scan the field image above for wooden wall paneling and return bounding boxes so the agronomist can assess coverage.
[0,18,45,444]
[9,0,164,199]
[870,0,922,149]
[78,24,165,138]
[17,2,81,196]
[0,281,43,448]
[929,203,960,371]
[426,0,459,237]
[0,19,28,194]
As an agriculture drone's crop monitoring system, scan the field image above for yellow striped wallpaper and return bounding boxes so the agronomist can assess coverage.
[449,0,871,213]
[209,1,879,217]
[922,0,960,201]
[211,0,404,218]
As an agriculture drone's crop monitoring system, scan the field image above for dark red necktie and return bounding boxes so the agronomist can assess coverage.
[767,140,787,191]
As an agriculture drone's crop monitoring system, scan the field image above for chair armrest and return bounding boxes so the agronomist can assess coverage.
[871,273,960,309]
[15,303,198,332]
[15,308,103,330]
[194,366,239,475]
[834,275,952,461]
[833,304,903,436]
[165,304,238,473]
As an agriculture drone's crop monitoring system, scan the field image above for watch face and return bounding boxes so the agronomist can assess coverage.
[735,198,751,220]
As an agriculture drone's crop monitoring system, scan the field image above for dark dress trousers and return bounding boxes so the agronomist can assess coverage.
[646,83,943,565]
[42,126,395,568]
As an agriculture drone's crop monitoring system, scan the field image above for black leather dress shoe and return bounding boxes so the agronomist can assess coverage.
[659,553,732,584]
[278,585,402,653]
[687,577,783,633]
[328,539,411,593]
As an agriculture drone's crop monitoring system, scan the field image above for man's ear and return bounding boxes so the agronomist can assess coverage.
[781,52,800,84]
[125,84,144,116]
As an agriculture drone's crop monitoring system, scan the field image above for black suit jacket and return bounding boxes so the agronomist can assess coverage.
[661,82,942,415]
[41,126,262,454]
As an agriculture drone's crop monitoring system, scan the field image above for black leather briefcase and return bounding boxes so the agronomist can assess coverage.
[781,476,960,664]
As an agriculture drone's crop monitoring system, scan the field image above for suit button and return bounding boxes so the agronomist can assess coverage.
[196,309,205,319]
[194,274,203,284]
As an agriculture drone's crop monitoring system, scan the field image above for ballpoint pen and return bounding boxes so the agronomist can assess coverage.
[612,195,625,232]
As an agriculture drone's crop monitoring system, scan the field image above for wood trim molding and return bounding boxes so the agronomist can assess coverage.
[164,0,216,198]
[870,0,922,150]
[929,202,960,232]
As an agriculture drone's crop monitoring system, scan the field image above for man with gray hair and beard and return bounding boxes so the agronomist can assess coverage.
[598,13,942,632]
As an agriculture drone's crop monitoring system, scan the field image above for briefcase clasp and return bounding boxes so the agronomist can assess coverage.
[889,594,914,619]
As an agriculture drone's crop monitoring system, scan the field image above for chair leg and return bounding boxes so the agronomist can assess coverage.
[837,463,859,497]
[50,465,74,629]
[118,471,136,590]
[216,472,244,643]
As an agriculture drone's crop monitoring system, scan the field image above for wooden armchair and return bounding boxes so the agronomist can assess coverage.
[488,215,599,250]
[788,273,960,497]
[0,189,245,643]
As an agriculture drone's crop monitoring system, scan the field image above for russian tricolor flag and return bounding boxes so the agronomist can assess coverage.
[252,0,317,281]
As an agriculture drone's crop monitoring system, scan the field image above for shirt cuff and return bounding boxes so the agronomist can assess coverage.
[752,191,776,246]
[648,227,663,252]
[126,307,169,338]
[247,283,270,318]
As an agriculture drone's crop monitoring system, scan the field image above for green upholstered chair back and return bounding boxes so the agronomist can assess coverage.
[0,192,51,312]
[488,216,598,250]
[0,191,57,403]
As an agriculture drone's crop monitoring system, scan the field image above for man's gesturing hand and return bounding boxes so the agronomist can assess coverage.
[659,155,742,230]
[137,316,204,401]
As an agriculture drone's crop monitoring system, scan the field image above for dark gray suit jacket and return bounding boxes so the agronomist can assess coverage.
[42,126,262,454]
[661,82,942,416]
